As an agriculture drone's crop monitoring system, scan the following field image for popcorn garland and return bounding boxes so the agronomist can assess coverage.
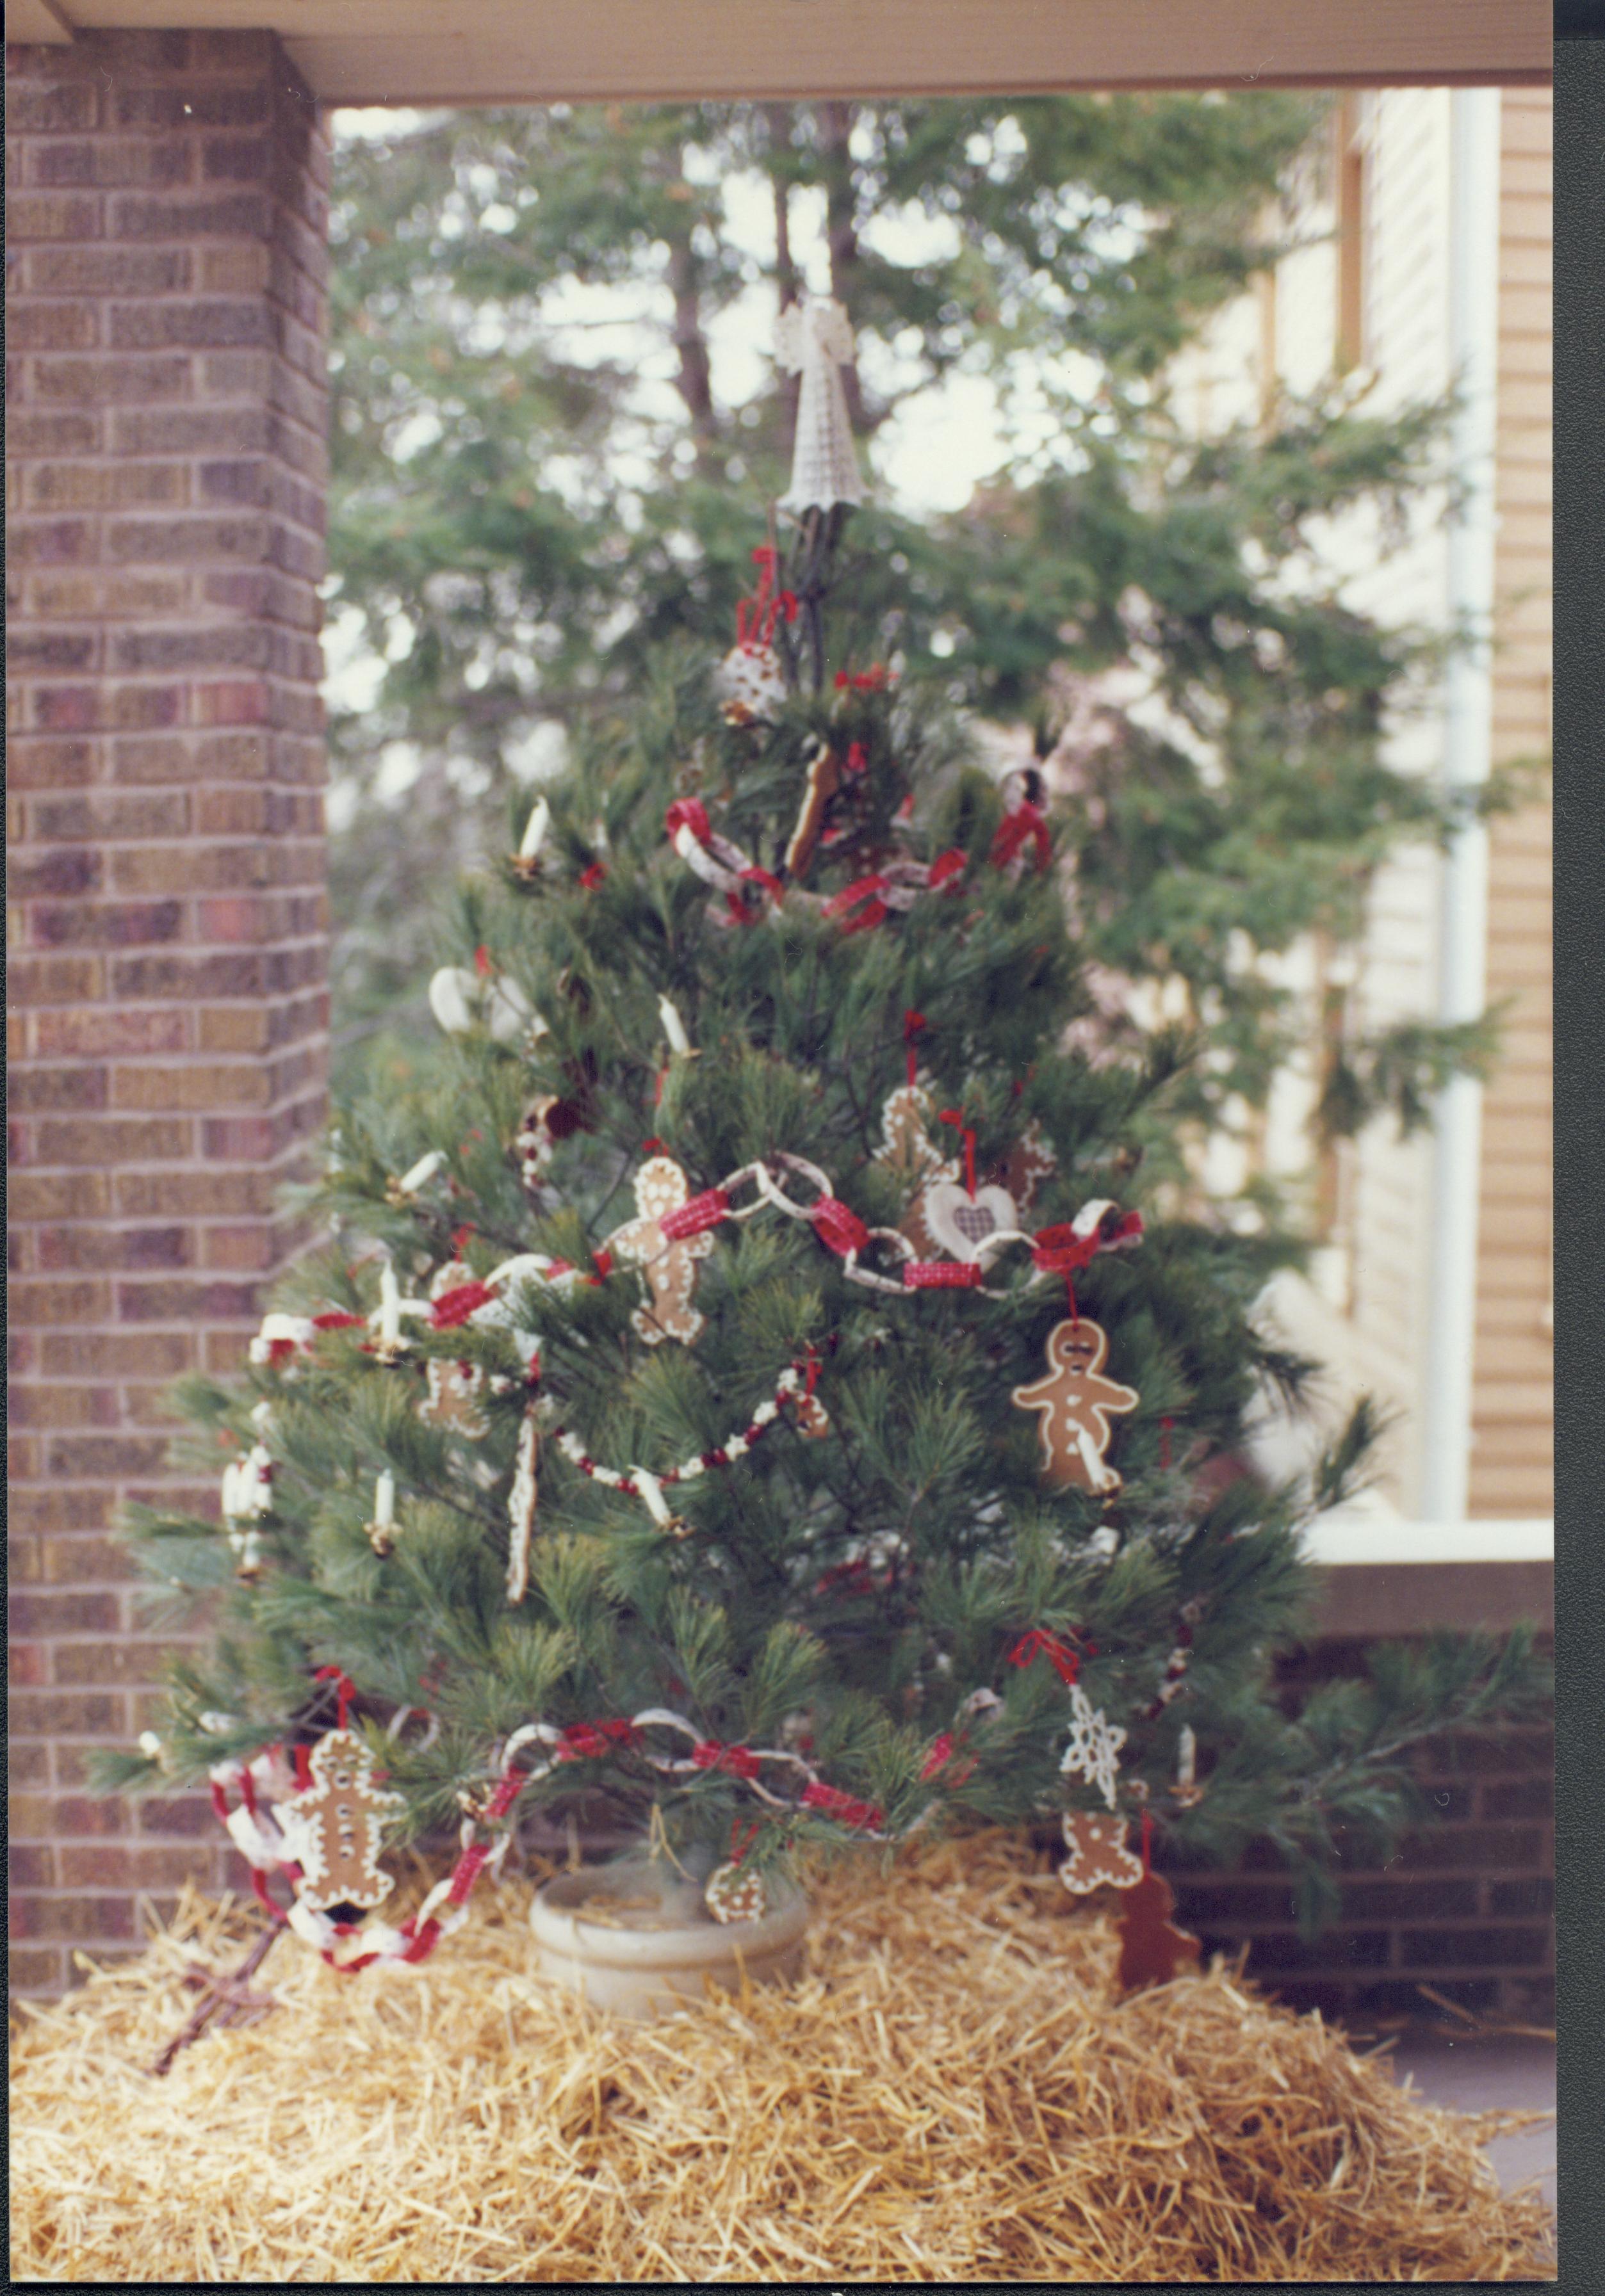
[553,1355,821,1534]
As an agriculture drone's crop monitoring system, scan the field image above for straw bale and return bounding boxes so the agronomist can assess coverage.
[9,1834,1554,2283]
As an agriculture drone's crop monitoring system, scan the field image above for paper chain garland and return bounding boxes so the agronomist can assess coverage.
[665,793,973,930]
[233,1154,1141,1543]
[195,1647,1128,1975]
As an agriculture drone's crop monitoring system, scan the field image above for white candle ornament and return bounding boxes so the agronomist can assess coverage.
[517,795,550,862]
[658,996,693,1056]
[396,1149,444,1197]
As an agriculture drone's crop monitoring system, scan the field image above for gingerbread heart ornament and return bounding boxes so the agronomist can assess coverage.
[922,1178,1019,1263]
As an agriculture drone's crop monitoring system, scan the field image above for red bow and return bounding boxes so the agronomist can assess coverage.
[1007,1629,1086,1686]
[311,1311,365,1332]
[990,802,1051,873]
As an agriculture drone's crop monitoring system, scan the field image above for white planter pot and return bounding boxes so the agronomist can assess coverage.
[530,1866,810,2023]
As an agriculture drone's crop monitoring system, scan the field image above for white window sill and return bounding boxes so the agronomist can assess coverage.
[1305,1510,1554,1566]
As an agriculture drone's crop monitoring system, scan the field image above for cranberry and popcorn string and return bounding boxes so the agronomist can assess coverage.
[553,1355,820,1531]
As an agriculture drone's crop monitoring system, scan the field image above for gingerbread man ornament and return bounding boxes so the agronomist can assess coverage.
[279,1729,405,1912]
[605,1156,715,1345]
[1011,1317,1139,1494]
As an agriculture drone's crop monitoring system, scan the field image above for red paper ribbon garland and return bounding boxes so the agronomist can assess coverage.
[692,1740,763,1781]
[904,1260,983,1289]
[429,1281,498,1330]
[665,796,712,846]
[920,1731,955,1782]
[658,1188,730,1241]
[811,1197,872,1257]
[800,1779,884,1831]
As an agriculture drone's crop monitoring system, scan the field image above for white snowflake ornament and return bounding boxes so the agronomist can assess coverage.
[1058,1682,1127,1812]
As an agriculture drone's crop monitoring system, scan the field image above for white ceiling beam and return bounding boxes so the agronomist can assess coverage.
[8,0,76,42]
[22,3,1551,105]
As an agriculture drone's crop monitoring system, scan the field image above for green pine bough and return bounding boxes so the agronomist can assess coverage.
[102,583,1546,1935]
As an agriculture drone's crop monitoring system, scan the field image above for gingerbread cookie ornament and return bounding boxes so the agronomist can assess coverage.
[705,1861,768,1925]
[996,1122,1057,1215]
[1061,1809,1145,1895]
[605,1156,715,1345]
[1012,1317,1139,1493]
[279,1729,406,1912]
[873,1084,956,1257]
[1115,1870,1202,1992]
[420,1262,487,1438]
[783,736,843,879]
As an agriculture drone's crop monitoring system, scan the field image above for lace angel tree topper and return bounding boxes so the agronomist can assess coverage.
[107,296,1547,1982]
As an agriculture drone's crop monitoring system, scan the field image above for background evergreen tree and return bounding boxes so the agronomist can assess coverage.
[106,471,1544,1930]
[322,93,1513,1192]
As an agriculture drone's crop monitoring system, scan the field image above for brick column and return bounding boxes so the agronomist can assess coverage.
[6,30,330,1996]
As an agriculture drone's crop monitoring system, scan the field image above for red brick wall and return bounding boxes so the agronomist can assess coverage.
[6,29,331,1996]
[1161,1647,1555,2028]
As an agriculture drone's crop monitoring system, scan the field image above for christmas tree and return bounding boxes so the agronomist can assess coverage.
[108,301,1542,1969]
[323,93,1516,1177]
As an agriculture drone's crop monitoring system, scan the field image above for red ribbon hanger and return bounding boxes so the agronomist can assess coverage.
[735,544,799,651]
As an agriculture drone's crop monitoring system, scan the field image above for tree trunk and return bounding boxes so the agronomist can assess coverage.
[817,99,873,433]
[667,149,717,448]
[767,104,802,467]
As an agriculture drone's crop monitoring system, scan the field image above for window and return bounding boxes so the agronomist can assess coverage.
[1335,93,1368,373]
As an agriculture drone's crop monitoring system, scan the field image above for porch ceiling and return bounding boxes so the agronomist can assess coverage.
[12,1,1552,106]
